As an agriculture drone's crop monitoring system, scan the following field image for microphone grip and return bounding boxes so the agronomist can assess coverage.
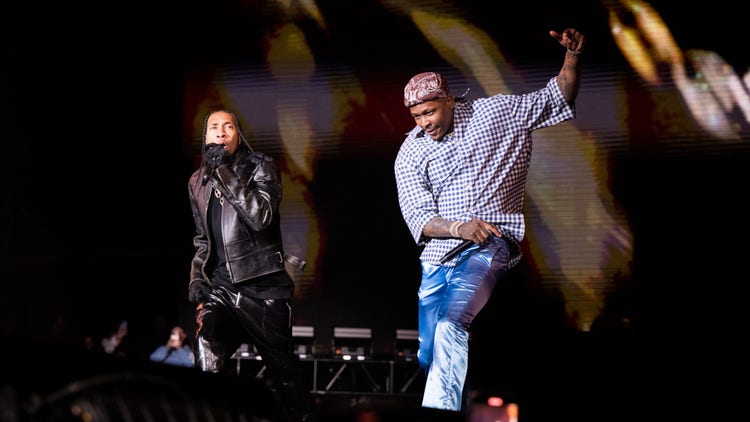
[201,166,212,186]
[439,239,473,264]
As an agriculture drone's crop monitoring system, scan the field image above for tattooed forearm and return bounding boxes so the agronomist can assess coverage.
[557,52,581,102]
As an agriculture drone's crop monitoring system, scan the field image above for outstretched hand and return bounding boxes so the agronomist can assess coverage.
[550,28,585,54]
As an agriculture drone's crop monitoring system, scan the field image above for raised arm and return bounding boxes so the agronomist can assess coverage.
[550,28,585,102]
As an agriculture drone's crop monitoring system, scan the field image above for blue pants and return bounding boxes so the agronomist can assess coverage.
[418,235,511,411]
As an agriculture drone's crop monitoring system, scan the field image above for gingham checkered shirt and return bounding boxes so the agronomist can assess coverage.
[395,77,575,266]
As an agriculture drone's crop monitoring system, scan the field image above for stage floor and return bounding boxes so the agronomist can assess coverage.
[2,333,748,422]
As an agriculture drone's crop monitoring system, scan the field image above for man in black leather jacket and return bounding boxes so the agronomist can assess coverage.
[187,108,315,422]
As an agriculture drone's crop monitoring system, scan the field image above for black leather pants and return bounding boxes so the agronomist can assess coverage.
[195,286,315,422]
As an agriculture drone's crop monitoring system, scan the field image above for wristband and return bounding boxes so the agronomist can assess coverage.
[449,221,464,238]
[567,48,582,55]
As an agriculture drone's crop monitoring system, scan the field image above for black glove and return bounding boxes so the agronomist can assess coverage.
[188,280,212,304]
[202,143,230,170]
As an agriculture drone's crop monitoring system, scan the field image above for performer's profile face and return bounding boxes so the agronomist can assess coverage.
[409,97,454,140]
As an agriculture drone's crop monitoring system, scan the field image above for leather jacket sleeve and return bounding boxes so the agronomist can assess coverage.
[213,151,282,232]
[188,172,210,286]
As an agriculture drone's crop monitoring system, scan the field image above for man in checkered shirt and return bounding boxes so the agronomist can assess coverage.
[394,28,585,412]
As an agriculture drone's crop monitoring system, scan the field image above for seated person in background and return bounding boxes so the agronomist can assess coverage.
[149,326,195,367]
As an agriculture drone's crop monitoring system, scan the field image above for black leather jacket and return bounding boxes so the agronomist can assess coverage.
[188,147,287,287]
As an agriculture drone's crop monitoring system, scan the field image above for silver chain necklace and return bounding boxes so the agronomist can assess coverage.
[213,184,224,206]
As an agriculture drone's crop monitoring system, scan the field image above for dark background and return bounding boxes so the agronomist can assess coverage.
[2,1,749,421]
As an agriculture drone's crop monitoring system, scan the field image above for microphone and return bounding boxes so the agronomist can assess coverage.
[201,144,228,186]
[439,239,473,264]
[201,166,213,186]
